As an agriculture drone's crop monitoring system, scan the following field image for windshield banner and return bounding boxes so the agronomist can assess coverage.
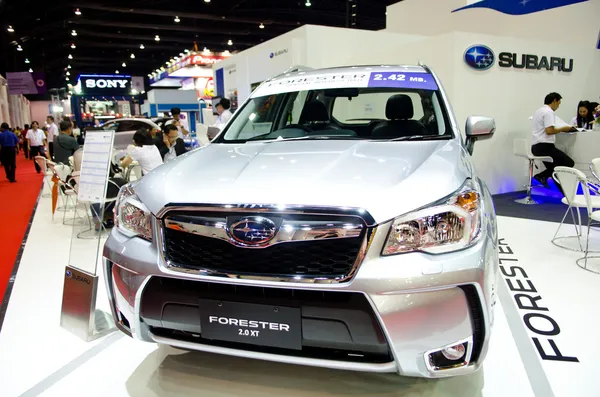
[254,71,438,97]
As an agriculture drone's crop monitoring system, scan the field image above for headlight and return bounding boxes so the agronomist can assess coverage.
[382,180,482,256]
[114,183,153,241]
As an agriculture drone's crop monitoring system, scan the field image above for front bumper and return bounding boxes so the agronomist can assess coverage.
[103,217,498,378]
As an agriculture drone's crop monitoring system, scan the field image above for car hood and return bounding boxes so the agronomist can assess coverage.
[136,139,473,224]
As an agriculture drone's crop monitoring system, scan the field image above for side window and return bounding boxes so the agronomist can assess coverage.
[130,121,152,132]
[332,92,424,124]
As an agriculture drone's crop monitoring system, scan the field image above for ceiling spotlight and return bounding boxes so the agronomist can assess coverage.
[66,71,70,76]
[71,30,77,36]
[305,1,311,6]
[140,44,145,49]
[223,50,231,56]
[122,62,126,67]
[155,35,160,41]
[259,23,265,29]
[7,25,14,33]
[24,58,30,64]
[203,47,210,54]
[74,8,82,16]
[227,39,233,46]
[185,49,190,53]
[204,0,211,2]
[115,70,120,74]
[66,77,69,81]
[174,16,180,23]
[130,53,135,59]
[179,52,184,57]
[68,54,73,59]
[28,68,33,73]
[67,65,72,69]
[16,45,22,51]
[71,43,76,49]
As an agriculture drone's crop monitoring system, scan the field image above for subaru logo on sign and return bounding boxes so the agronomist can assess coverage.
[269,52,274,59]
[230,217,277,245]
[464,45,495,71]
[66,270,72,278]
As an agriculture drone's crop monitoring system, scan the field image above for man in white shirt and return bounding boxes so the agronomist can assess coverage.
[215,98,233,126]
[165,107,190,139]
[26,121,48,173]
[46,115,59,160]
[531,92,576,189]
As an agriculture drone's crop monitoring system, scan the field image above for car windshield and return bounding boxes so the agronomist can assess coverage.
[219,70,452,143]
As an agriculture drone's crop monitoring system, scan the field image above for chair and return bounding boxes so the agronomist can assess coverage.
[553,167,600,252]
[513,138,553,204]
[559,169,600,274]
[34,156,54,197]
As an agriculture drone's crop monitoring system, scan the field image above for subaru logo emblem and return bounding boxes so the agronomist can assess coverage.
[230,217,277,245]
[464,45,495,71]
[269,52,274,59]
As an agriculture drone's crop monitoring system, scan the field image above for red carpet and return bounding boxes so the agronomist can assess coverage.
[0,153,43,300]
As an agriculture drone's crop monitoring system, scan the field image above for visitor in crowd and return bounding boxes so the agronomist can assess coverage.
[120,129,163,175]
[26,121,48,173]
[156,124,186,162]
[0,122,19,183]
[166,107,190,139]
[54,120,80,165]
[21,124,29,159]
[46,116,59,160]
[215,98,233,126]
[531,92,577,190]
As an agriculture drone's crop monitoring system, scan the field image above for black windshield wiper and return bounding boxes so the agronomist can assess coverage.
[388,135,451,142]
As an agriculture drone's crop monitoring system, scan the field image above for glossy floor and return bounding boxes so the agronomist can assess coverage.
[0,192,598,396]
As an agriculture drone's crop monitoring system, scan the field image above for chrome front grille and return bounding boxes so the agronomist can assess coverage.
[159,207,374,283]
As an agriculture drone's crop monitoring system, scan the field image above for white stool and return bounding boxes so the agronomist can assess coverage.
[513,138,553,204]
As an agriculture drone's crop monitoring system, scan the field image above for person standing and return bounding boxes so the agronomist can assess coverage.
[531,92,577,189]
[21,124,30,159]
[0,122,19,183]
[53,120,80,165]
[215,98,233,126]
[26,121,48,173]
[165,107,190,139]
[46,116,59,160]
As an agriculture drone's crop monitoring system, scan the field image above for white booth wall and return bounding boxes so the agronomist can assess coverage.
[214,25,424,104]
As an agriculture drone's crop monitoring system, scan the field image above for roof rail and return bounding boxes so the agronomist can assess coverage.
[270,65,314,79]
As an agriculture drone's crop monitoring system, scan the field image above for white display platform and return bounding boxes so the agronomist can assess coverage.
[0,188,598,396]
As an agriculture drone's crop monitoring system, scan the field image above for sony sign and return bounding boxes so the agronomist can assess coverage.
[85,78,129,89]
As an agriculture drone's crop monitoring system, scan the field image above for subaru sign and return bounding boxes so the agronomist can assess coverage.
[464,45,496,71]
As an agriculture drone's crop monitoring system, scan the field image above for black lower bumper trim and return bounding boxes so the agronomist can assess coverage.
[140,277,392,363]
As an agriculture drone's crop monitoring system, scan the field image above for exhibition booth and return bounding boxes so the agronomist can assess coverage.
[0,1,599,396]
[70,74,144,127]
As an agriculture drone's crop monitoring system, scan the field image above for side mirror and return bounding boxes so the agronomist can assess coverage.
[465,116,495,155]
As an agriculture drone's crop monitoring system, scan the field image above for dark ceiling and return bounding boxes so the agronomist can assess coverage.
[0,0,399,99]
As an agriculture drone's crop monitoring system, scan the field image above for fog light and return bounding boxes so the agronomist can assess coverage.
[425,337,472,372]
[441,343,466,360]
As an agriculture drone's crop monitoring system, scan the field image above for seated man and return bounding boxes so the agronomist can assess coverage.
[53,120,80,165]
[531,92,577,189]
[155,124,186,162]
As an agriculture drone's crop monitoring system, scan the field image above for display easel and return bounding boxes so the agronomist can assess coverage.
[60,130,117,342]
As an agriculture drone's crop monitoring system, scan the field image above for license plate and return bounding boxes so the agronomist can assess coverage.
[198,299,302,350]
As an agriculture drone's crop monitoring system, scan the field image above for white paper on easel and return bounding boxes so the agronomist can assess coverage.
[78,130,115,203]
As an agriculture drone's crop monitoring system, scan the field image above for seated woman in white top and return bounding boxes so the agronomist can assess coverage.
[120,129,163,175]
[570,100,594,130]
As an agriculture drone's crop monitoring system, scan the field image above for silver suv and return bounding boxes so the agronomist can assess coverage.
[103,65,498,378]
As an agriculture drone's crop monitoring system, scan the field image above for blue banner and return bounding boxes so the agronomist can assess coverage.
[452,0,588,15]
